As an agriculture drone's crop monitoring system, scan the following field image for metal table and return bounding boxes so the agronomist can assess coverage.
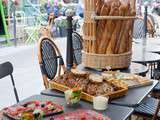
[145,45,160,54]
[111,80,158,107]
[132,49,160,64]
[77,63,148,76]
[132,51,160,78]
[2,95,133,120]
[120,62,148,76]
[133,43,160,54]
[133,38,160,45]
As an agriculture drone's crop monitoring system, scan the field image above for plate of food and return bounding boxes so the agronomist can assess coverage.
[3,100,64,120]
[51,69,128,102]
[102,71,153,88]
[49,109,111,120]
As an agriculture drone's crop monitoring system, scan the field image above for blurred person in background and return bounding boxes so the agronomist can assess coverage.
[152,2,160,16]
[44,0,53,15]
[53,0,60,17]
[76,0,84,18]
[44,0,60,23]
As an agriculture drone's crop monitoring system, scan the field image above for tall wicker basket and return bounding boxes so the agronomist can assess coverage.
[82,0,136,69]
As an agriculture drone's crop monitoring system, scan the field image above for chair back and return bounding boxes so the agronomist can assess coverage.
[133,17,156,39]
[133,18,145,39]
[72,31,83,65]
[38,37,66,89]
[0,62,19,103]
[0,62,13,79]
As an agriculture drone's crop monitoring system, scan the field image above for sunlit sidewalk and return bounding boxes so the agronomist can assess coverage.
[0,45,43,109]
[0,37,67,109]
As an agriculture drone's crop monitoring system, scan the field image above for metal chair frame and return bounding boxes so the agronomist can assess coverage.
[0,62,19,103]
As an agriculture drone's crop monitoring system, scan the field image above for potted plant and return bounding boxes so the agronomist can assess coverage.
[54,16,68,37]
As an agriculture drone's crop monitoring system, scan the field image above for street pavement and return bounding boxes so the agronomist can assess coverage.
[0,37,67,109]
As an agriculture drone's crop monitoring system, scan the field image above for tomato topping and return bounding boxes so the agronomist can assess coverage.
[72,87,79,92]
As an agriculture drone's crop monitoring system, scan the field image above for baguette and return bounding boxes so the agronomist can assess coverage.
[129,0,136,12]
[104,2,120,54]
[114,1,128,53]
[84,0,136,54]
[115,1,129,53]
[124,0,136,52]
[96,4,110,53]
[106,1,122,54]
[128,0,136,51]
[118,1,131,53]
[126,10,136,52]
[96,0,104,15]
[98,3,115,54]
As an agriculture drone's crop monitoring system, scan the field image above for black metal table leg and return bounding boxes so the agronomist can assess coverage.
[66,12,74,71]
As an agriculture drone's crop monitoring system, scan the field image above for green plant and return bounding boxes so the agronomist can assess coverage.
[54,16,68,28]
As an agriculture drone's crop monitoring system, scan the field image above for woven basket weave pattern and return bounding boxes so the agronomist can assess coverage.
[82,0,134,69]
[82,51,132,69]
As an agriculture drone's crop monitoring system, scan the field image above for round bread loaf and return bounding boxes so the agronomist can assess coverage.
[71,69,88,76]
[101,72,113,79]
[89,74,103,83]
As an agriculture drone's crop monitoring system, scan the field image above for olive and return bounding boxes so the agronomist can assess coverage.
[23,104,28,107]
[33,112,40,118]
[41,103,45,108]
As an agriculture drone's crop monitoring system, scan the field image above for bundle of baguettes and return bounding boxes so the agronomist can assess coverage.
[95,0,136,54]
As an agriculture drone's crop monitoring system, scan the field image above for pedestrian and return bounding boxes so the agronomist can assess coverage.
[76,0,84,18]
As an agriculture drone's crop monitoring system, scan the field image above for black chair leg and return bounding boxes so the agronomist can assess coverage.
[10,74,19,103]
[14,87,19,103]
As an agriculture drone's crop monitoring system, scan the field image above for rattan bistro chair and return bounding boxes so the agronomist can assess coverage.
[134,97,160,120]
[133,18,145,39]
[0,62,19,103]
[152,63,160,99]
[133,17,155,39]
[72,31,83,65]
[38,37,66,89]
[151,82,160,99]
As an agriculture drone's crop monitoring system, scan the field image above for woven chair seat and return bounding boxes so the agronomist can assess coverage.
[134,97,160,119]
